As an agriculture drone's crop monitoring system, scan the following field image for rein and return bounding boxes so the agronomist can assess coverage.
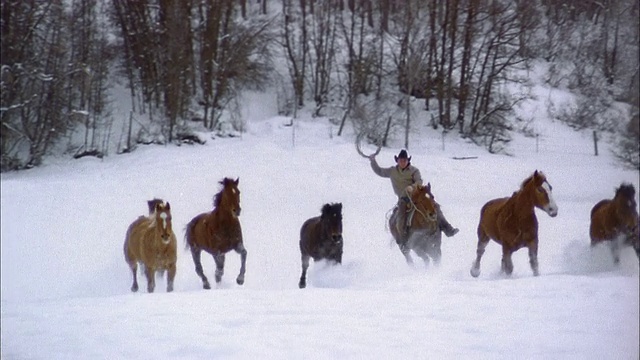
[405,188,432,222]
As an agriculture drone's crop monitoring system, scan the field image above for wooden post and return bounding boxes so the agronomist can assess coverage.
[127,111,133,151]
[593,130,598,156]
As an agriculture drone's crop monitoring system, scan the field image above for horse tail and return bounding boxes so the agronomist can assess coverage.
[184,217,196,251]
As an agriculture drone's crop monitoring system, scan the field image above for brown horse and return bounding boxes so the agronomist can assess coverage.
[589,183,639,264]
[185,178,247,289]
[389,184,440,266]
[124,199,177,293]
[470,170,558,277]
[299,203,343,289]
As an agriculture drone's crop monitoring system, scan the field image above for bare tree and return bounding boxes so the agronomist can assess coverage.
[308,1,338,117]
[67,0,114,158]
[456,0,478,133]
[282,0,309,116]
[1,0,71,169]
[467,2,527,152]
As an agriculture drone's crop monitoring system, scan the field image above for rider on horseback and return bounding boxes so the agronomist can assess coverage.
[368,149,459,247]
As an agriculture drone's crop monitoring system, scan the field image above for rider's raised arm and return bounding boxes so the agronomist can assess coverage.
[370,156,392,178]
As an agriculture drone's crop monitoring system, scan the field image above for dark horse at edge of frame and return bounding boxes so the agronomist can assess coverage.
[185,178,247,289]
[470,170,558,278]
[589,183,639,264]
[389,183,441,267]
[298,203,343,289]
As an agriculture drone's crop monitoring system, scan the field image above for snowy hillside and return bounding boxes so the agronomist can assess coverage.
[2,100,639,359]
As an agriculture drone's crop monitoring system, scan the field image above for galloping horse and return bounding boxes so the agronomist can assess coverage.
[389,184,440,266]
[589,183,639,264]
[124,199,177,293]
[185,178,247,289]
[299,203,343,289]
[470,170,558,277]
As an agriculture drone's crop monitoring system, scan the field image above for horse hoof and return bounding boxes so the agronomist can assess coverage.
[470,267,480,278]
[203,282,211,290]
[299,282,306,289]
[236,277,244,286]
[131,285,139,292]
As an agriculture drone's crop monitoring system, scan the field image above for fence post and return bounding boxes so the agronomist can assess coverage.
[593,130,598,156]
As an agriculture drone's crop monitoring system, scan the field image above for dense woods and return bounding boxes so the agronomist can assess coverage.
[1,0,638,170]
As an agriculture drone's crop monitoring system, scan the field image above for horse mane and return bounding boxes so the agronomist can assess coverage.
[147,198,165,215]
[213,177,236,208]
[520,171,544,190]
[615,183,636,200]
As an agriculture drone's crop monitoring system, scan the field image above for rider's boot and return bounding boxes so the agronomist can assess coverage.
[436,204,459,237]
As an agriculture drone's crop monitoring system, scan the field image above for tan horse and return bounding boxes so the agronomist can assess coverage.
[185,178,247,289]
[590,183,639,264]
[470,171,558,277]
[124,199,177,293]
[389,184,440,266]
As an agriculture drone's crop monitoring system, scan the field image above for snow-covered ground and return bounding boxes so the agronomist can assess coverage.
[2,101,639,359]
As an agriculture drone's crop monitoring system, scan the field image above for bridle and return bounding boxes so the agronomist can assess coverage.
[405,188,436,223]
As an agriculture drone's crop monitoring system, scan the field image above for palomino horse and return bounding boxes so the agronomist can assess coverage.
[185,178,247,289]
[589,183,639,264]
[470,170,558,277]
[389,184,440,266]
[299,203,343,289]
[124,199,177,293]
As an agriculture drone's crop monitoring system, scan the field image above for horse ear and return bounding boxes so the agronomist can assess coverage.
[235,177,239,185]
[166,202,171,210]
[321,204,331,217]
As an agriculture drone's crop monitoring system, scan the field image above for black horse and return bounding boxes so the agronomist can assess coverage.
[298,203,343,289]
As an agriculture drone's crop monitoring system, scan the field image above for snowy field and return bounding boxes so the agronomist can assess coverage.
[1,110,639,359]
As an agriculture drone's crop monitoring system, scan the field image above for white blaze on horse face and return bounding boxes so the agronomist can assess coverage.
[541,181,558,217]
[159,211,168,229]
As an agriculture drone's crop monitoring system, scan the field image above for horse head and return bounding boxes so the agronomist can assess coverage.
[410,183,437,225]
[526,170,558,217]
[152,201,173,244]
[614,183,638,235]
[215,177,241,216]
[147,198,165,215]
[321,203,343,243]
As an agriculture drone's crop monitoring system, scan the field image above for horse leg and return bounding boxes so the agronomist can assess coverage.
[213,253,226,283]
[415,248,430,268]
[528,241,539,276]
[190,247,211,289]
[400,243,414,265]
[470,231,489,277]
[299,254,310,289]
[128,261,139,292]
[166,262,176,292]
[501,248,514,276]
[610,237,622,265]
[145,266,156,293]
[428,244,442,267]
[235,243,247,285]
